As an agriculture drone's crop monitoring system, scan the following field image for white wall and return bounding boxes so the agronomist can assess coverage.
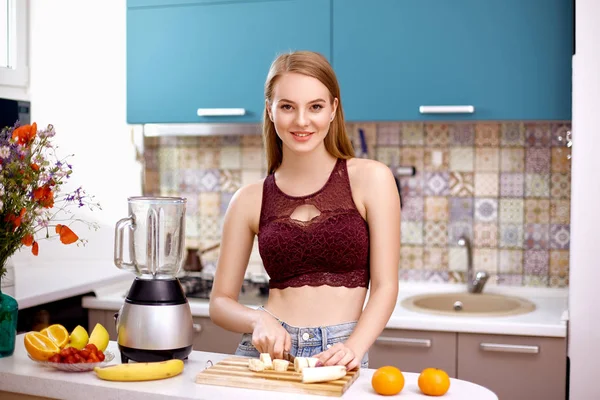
[569,0,600,398]
[2,0,142,266]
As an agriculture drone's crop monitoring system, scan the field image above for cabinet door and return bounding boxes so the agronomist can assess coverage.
[457,333,567,400]
[127,0,331,124]
[368,329,457,377]
[192,317,244,354]
[333,0,572,121]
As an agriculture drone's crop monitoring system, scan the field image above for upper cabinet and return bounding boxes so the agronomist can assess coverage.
[332,0,573,122]
[126,0,331,124]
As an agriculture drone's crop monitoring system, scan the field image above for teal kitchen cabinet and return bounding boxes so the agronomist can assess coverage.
[127,0,330,124]
[333,0,573,122]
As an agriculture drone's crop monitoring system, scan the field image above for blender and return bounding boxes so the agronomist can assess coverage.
[113,196,194,363]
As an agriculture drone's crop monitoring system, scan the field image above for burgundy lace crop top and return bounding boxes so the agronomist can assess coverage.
[258,158,370,290]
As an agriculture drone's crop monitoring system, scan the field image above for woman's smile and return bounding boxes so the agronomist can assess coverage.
[290,131,314,142]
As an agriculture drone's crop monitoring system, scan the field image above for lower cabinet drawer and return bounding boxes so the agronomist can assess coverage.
[457,333,567,400]
[368,329,457,377]
[192,317,243,355]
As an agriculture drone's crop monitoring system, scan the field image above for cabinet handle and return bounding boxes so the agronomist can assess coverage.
[197,108,246,117]
[479,343,539,354]
[419,105,475,114]
[375,337,432,348]
[193,323,202,333]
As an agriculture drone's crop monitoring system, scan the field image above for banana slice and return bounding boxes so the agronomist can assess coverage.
[302,365,347,383]
[259,353,273,370]
[294,357,309,372]
[248,358,265,372]
[306,357,319,368]
[272,359,289,372]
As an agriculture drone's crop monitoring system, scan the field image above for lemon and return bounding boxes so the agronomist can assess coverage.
[68,325,89,350]
[88,323,110,352]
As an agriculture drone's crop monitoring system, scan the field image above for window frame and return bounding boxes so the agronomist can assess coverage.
[0,0,28,87]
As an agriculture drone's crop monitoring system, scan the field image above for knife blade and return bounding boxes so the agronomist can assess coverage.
[283,352,295,362]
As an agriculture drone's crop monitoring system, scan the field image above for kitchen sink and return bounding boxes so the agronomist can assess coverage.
[401,292,536,317]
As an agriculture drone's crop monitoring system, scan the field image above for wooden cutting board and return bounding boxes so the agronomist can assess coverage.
[195,357,360,397]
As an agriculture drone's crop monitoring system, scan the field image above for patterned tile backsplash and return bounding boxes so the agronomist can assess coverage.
[143,121,571,288]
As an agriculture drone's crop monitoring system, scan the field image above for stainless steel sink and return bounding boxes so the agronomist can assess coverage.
[401,292,536,317]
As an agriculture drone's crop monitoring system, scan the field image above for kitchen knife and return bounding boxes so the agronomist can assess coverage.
[283,352,295,362]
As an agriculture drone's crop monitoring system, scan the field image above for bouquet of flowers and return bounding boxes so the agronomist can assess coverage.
[0,121,101,278]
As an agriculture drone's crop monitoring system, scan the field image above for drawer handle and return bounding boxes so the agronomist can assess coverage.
[197,108,246,117]
[193,323,202,333]
[375,337,432,348]
[480,343,539,354]
[419,105,475,114]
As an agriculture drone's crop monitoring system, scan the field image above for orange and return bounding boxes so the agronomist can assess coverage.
[418,367,451,396]
[24,331,60,361]
[371,366,405,396]
[40,324,69,348]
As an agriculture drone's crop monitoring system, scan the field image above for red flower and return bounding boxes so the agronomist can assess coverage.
[12,122,37,146]
[21,234,34,246]
[55,224,79,245]
[33,185,54,208]
[32,241,39,256]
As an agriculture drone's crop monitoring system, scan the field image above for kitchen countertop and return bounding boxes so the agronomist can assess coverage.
[0,334,498,400]
[82,280,568,338]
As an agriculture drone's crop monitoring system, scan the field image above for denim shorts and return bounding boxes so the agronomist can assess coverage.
[234,307,369,368]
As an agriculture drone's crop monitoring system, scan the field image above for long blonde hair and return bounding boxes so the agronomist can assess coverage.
[263,51,355,174]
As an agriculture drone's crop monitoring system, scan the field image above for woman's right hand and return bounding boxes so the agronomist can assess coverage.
[252,310,291,360]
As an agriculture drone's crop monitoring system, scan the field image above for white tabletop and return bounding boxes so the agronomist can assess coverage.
[0,335,497,400]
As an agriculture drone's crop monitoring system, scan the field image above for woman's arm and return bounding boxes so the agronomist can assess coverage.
[318,160,400,369]
[209,183,264,334]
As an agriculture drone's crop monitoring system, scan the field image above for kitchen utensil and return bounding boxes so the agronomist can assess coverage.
[195,357,360,397]
[283,351,295,362]
[113,196,194,363]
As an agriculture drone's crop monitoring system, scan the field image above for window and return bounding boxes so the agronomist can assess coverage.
[0,0,28,87]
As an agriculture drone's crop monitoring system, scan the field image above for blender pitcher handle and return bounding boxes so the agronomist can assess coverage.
[114,217,135,271]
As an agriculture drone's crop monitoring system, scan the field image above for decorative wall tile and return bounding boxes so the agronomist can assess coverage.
[501,123,525,146]
[475,123,500,147]
[524,224,549,250]
[353,124,377,158]
[424,197,449,221]
[551,200,571,224]
[449,198,473,222]
[219,170,241,193]
[500,148,525,172]
[423,172,450,196]
[474,198,498,222]
[551,148,571,173]
[242,147,264,169]
[400,245,424,270]
[551,123,571,147]
[523,275,549,287]
[550,173,571,199]
[241,170,264,187]
[500,173,524,197]
[221,135,241,146]
[401,123,425,145]
[423,248,449,270]
[525,123,551,147]
[425,124,449,146]
[199,215,221,240]
[376,146,401,165]
[525,174,550,197]
[220,192,233,215]
[449,147,474,172]
[473,248,498,273]
[220,147,242,169]
[448,247,467,271]
[499,224,524,249]
[474,173,499,197]
[497,274,524,286]
[399,174,423,197]
[525,199,550,224]
[448,221,472,244]
[475,148,499,172]
[398,269,426,282]
[449,124,475,146]
[377,123,402,145]
[424,271,450,283]
[144,170,160,195]
[401,196,424,221]
[525,148,551,173]
[199,193,220,217]
[241,135,264,147]
[198,169,221,192]
[550,224,570,249]
[401,221,423,245]
[550,250,569,287]
[499,199,524,224]
[499,250,524,273]
[524,250,549,275]
[473,223,498,248]
[424,148,449,171]
[449,172,474,197]
[424,221,448,247]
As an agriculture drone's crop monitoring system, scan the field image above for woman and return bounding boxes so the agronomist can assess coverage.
[209,51,400,370]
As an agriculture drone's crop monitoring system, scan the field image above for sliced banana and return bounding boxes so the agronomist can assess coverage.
[272,359,289,372]
[248,358,265,372]
[259,353,273,370]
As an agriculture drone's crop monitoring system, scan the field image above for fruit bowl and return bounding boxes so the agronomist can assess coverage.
[28,351,115,372]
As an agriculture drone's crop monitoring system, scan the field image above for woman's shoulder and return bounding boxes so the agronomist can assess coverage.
[346,157,395,184]
[231,178,266,206]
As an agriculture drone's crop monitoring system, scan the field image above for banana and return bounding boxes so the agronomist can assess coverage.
[94,359,184,382]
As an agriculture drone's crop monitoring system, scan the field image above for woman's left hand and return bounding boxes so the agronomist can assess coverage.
[313,343,362,370]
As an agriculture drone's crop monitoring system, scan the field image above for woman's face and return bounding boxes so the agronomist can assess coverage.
[267,72,338,155]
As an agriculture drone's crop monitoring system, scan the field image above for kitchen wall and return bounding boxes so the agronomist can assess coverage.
[145,121,572,288]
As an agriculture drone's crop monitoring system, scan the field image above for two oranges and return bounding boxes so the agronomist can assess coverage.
[24,324,70,361]
[371,365,450,396]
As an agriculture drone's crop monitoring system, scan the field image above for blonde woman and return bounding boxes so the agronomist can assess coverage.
[209,51,400,370]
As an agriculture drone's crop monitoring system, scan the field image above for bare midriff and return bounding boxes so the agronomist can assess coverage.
[264,285,368,327]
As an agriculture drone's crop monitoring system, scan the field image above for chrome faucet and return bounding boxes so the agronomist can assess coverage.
[457,235,489,294]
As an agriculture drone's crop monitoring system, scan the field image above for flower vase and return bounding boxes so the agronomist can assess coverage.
[0,258,18,358]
